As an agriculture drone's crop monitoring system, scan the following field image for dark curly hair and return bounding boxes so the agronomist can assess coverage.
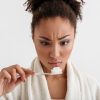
[24,0,84,33]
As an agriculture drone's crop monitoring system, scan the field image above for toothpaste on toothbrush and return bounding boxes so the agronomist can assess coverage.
[51,67,62,75]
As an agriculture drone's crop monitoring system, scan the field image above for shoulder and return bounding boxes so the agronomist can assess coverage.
[73,63,100,98]
[81,72,100,99]
[82,71,100,92]
[70,62,100,96]
[71,62,100,87]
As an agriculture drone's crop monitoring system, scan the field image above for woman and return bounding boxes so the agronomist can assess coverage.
[0,0,100,100]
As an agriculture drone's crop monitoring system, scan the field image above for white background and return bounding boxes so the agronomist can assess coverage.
[0,0,100,83]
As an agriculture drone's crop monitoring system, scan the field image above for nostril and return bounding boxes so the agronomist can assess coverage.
[49,51,60,58]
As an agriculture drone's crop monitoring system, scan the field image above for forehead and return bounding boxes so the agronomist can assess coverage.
[34,17,74,39]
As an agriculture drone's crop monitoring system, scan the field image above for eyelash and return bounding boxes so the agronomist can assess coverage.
[40,41,50,46]
[40,40,70,46]
[60,40,70,46]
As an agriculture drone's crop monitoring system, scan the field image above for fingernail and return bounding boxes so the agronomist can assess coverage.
[24,77,26,82]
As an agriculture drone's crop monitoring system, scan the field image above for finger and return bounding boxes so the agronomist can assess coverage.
[1,69,11,83]
[5,68,17,83]
[15,79,23,85]
[14,65,26,81]
[22,68,35,78]
[23,68,34,76]
[11,68,17,82]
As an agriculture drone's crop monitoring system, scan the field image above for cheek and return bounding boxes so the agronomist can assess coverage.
[62,45,73,59]
[35,45,49,59]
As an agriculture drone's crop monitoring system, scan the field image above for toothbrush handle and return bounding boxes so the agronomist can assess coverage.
[16,73,52,78]
[35,73,52,75]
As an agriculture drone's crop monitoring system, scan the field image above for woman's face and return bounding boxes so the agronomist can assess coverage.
[33,17,75,72]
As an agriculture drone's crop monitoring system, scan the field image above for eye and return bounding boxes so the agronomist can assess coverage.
[60,40,70,46]
[40,41,50,46]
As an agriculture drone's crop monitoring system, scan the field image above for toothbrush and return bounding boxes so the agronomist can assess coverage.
[17,67,62,78]
[35,67,62,75]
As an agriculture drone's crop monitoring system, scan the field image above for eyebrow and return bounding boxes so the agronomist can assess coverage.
[58,35,70,40]
[39,35,70,41]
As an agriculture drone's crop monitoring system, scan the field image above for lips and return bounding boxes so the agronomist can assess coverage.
[48,62,62,67]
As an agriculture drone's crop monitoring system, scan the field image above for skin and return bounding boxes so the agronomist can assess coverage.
[33,17,75,99]
[0,16,75,99]
[33,17,75,74]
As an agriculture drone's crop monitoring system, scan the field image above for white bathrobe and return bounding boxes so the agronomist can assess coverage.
[0,57,100,100]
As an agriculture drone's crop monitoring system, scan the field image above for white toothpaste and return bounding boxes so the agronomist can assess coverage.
[51,67,62,75]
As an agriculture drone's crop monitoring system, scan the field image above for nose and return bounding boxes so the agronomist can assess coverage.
[49,44,60,58]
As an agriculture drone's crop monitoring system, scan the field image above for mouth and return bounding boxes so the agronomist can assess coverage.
[48,62,62,67]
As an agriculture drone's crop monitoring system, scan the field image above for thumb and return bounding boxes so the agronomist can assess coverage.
[22,68,34,77]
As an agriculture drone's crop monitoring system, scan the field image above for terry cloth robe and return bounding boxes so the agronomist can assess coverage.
[0,57,100,100]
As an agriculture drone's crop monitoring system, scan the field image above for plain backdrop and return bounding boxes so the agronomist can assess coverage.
[0,0,100,83]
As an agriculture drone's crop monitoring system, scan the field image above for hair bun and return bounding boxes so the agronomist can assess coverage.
[24,0,49,13]
[25,0,84,20]
[63,0,84,20]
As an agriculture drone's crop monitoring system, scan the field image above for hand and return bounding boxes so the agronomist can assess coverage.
[0,64,34,96]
